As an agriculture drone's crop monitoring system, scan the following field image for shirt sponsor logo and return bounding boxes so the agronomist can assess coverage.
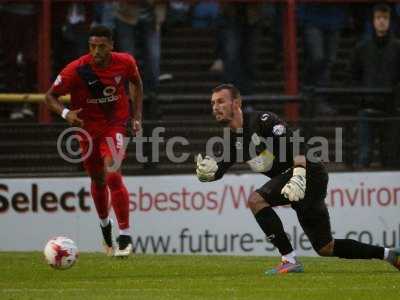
[260,113,270,122]
[272,124,285,136]
[114,75,122,84]
[88,80,98,86]
[54,75,62,86]
[87,86,120,104]
[103,86,116,96]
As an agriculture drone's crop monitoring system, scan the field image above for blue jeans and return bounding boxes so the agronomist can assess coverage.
[303,25,339,86]
[115,19,160,93]
[219,19,258,94]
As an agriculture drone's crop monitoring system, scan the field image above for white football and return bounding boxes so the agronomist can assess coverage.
[44,236,78,270]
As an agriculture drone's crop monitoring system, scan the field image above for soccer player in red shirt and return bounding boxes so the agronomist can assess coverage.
[45,25,143,257]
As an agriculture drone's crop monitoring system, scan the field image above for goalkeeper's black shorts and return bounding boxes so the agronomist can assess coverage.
[255,162,332,251]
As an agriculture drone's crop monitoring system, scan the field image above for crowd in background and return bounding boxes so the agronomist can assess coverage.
[1,1,400,168]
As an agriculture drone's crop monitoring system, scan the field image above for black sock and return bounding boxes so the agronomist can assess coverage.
[254,206,293,255]
[333,239,384,259]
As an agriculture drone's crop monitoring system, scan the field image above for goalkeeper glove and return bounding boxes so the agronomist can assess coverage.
[281,167,306,202]
[196,154,218,182]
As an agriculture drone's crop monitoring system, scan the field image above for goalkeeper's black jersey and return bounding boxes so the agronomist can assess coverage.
[213,111,321,180]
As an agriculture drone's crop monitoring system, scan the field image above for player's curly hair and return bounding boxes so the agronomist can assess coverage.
[212,83,242,101]
[89,25,113,40]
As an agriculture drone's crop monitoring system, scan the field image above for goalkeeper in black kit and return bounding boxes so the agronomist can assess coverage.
[195,84,400,275]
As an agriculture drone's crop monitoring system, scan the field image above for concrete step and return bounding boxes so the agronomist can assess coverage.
[158,81,284,94]
[165,70,283,82]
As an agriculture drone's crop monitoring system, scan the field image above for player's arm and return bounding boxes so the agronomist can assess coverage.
[45,86,83,127]
[257,113,307,202]
[196,154,218,182]
[247,112,283,173]
[214,159,235,180]
[196,154,235,182]
[293,155,306,168]
[128,74,143,135]
[196,140,236,182]
[126,54,143,135]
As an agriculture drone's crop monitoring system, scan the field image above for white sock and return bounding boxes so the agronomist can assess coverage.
[100,217,110,227]
[384,248,390,260]
[282,251,297,264]
[119,228,130,236]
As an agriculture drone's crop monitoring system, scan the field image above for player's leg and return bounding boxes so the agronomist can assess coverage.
[90,171,114,255]
[328,239,399,269]
[291,163,333,258]
[294,200,335,258]
[81,140,113,255]
[250,171,304,274]
[104,158,132,256]
[306,222,399,271]
[101,127,132,256]
[318,236,399,270]
[295,174,400,271]
[388,249,400,270]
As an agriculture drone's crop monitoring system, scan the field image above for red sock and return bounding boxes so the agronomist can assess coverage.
[91,181,110,219]
[106,172,130,230]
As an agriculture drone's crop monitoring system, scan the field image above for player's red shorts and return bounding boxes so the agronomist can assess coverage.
[79,126,127,176]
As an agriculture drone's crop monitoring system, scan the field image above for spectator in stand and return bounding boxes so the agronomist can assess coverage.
[298,3,348,114]
[0,3,37,120]
[166,0,191,27]
[62,3,91,63]
[266,2,284,65]
[396,4,400,36]
[52,2,93,76]
[92,1,116,30]
[217,3,263,96]
[113,0,166,119]
[351,3,400,168]
[356,3,400,40]
[190,1,223,73]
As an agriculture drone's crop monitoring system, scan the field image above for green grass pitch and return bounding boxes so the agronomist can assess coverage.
[0,252,399,300]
